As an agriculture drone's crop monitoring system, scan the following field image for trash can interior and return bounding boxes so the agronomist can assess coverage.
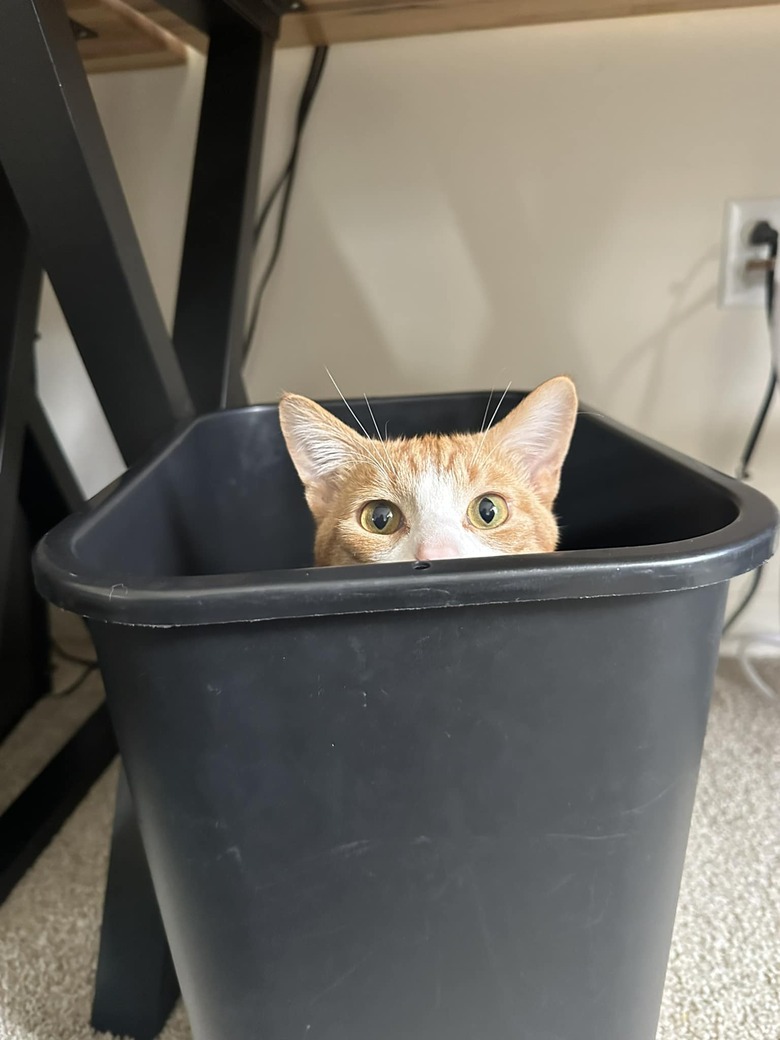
[71,392,741,583]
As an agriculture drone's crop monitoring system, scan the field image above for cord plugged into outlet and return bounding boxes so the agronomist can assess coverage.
[718,203,779,676]
[716,203,779,485]
[719,198,780,308]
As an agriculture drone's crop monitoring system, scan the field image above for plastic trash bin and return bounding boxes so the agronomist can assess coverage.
[34,392,777,1040]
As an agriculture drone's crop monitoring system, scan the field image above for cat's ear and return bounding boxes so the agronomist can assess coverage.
[279,393,367,515]
[485,376,578,506]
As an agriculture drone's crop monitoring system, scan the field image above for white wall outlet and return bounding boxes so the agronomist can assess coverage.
[719,198,780,308]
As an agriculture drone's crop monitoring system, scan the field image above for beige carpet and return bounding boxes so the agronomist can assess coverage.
[0,652,777,1040]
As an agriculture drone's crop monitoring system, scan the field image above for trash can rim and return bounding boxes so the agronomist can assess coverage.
[32,398,779,628]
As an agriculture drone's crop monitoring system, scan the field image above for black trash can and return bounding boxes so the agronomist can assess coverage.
[34,393,777,1040]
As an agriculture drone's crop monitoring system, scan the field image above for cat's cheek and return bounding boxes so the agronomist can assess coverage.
[324,519,407,565]
[452,535,507,559]
[486,514,559,555]
[376,540,420,565]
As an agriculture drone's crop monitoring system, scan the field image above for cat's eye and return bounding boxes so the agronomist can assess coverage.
[360,500,403,535]
[467,494,509,529]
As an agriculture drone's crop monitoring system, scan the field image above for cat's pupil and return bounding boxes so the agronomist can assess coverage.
[372,504,393,531]
[478,497,497,524]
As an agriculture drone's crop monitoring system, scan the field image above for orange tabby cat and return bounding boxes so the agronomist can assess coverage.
[279,376,578,566]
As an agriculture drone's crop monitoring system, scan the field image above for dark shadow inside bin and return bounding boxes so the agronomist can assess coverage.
[74,392,738,580]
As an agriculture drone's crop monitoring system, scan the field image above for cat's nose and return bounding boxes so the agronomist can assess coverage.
[415,541,463,561]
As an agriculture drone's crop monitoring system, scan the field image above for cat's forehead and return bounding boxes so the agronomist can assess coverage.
[405,467,470,514]
[359,433,512,500]
[393,433,481,477]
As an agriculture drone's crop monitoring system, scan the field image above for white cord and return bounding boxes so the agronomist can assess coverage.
[732,633,780,699]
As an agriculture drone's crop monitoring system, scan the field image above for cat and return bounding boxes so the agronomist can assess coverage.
[278,376,578,567]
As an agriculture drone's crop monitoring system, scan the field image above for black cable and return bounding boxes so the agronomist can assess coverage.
[736,372,776,482]
[736,220,778,480]
[50,662,97,699]
[51,637,97,669]
[252,46,327,248]
[722,567,763,635]
[244,46,329,357]
[48,636,98,697]
[723,219,778,633]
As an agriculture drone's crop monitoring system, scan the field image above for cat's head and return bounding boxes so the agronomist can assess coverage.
[279,376,578,566]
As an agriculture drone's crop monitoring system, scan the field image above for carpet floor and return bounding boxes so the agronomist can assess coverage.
[0,646,777,1040]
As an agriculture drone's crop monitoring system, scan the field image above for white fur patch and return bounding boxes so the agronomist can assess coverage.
[381,464,502,563]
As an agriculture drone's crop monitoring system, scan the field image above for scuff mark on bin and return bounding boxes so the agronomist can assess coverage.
[546,832,628,842]
[330,839,373,857]
[621,780,679,817]
[547,872,575,895]
[309,952,371,1005]
[218,845,242,865]
[585,873,610,928]
[108,583,127,600]
[466,863,516,1008]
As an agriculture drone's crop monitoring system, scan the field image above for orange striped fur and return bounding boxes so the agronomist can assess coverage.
[279,376,577,567]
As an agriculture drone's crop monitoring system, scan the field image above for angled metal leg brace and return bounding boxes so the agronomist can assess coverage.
[0,0,193,462]
[0,164,38,597]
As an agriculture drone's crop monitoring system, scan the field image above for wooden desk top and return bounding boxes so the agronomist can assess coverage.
[70,0,780,73]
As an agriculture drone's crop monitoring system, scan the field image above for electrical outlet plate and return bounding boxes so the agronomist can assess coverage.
[719,197,780,308]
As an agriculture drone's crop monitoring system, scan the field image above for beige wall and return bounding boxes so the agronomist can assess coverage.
[36,5,780,637]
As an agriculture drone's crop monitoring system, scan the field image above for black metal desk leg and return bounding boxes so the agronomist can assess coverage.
[174,11,277,411]
[92,769,180,1040]
[0,162,118,902]
[0,163,38,608]
[0,159,45,770]
[0,0,193,462]
[24,398,84,520]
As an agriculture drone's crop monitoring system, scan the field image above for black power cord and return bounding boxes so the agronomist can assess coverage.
[49,638,98,698]
[722,567,763,636]
[244,46,329,357]
[722,219,779,634]
[51,638,96,668]
[736,220,778,481]
[50,661,98,699]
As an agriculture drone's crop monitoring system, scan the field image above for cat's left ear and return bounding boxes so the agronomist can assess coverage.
[485,376,578,506]
[279,392,368,517]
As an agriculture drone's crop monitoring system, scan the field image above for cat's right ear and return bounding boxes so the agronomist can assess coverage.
[484,376,578,507]
[278,393,366,515]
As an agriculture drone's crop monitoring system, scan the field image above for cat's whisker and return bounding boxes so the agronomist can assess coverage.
[479,390,494,436]
[471,389,495,467]
[484,382,512,436]
[473,382,512,467]
[325,368,372,439]
[324,368,391,477]
[364,395,384,442]
[364,394,398,480]
[477,438,505,469]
